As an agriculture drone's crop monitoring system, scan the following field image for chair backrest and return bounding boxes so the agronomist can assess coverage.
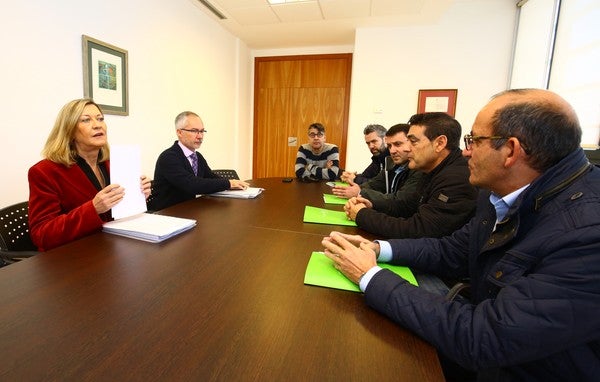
[0,201,37,251]
[213,169,240,180]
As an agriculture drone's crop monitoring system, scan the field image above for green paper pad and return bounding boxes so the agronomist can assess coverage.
[303,206,357,227]
[304,252,418,292]
[323,194,348,205]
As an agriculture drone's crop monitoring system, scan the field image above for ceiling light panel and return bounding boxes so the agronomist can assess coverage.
[320,0,371,19]
[270,1,323,23]
[212,0,279,25]
[371,0,425,16]
[229,6,280,25]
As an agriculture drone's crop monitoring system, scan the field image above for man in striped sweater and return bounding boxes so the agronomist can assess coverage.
[294,123,340,180]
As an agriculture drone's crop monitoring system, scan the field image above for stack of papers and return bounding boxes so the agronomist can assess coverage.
[103,213,197,243]
[303,206,357,227]
[105,145,196,243]
[109,145,150,219]
[304,252,418,292]
[210,187,264,199]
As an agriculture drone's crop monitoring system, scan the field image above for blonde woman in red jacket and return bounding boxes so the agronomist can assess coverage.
[28,99,151,251]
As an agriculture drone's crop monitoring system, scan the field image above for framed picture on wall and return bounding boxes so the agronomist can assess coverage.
[82,35,129,115]
[417,89,458,117]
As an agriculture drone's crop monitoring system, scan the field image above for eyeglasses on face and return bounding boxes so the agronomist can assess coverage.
[180,128,207,135]
[308,132,324,138]
[463,134,508,149]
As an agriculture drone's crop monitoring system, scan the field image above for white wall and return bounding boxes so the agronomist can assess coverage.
[251,0,517,173]
[0,0,517,207]
[0,0,251,206]
[345,0,516,172]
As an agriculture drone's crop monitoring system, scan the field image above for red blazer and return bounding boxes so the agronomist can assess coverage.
[28,159,110,251]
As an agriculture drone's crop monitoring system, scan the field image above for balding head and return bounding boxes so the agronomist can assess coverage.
[490,89,578,120]
[485,89,581,172]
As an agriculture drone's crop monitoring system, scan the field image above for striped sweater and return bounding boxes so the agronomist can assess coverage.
[294,143,340,180]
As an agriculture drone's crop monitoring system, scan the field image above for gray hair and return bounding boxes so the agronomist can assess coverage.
[363,124,387,138]
[174,111,200,130]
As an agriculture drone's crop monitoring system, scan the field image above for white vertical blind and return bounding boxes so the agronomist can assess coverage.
[510,0,558,89]
[549,0,600,147]
[510,0,600,147]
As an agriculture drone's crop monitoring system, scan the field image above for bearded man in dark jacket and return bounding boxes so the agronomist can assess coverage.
[323,89,600,381]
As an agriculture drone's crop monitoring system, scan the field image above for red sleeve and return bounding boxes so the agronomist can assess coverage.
[28,161,104,251]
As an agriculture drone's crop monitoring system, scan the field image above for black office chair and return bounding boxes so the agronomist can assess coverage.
[213,169,240,180]
[0,201,39,266]
[585,149,600,166]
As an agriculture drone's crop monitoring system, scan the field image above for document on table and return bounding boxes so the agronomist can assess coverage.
[109,144,147,219]
[303,206,357,227]
[323,194,348,205]
[210,187,264,199]
[103,144,197,243]
[304,252,418,292]
[103,213,197,243]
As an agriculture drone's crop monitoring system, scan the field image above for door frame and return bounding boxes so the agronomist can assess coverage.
[252,53,352,178]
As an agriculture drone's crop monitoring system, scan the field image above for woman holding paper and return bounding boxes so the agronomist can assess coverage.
[28,99,151,251]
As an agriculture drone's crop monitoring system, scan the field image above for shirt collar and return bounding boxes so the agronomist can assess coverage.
[489,184,529,223]
[178,141,195,158]
[393,161,409,173]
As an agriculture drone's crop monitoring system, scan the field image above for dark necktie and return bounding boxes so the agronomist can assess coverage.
[189,153,198,176]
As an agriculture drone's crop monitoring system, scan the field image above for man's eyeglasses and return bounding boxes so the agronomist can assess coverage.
[463,134,508,149]
[308,132,324,138]
[180,128,207,135]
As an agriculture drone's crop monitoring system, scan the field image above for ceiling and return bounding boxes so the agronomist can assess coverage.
[192,0,461,49]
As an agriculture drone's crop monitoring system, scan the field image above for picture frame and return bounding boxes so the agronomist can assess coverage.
[417,89,458,117]
[82,35,129,116]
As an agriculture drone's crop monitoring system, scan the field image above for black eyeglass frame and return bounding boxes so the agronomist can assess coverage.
[463,134,508,149]
[179,128,208,134]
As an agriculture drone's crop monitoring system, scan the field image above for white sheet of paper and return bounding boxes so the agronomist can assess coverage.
[110,144,147,219]
[424,96,449,112]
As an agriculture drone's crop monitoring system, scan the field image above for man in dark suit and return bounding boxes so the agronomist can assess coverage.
[149,111,249,211]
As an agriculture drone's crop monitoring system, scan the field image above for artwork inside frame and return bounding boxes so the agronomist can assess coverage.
[417,89,458,117]
[82,35,129,116]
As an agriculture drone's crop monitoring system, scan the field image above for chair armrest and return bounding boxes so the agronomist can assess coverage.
[0,250,39,265]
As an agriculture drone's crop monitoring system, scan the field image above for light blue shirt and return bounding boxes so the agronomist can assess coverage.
[358,185,530,292]
[489,184,529,229]
[389,165,406,193]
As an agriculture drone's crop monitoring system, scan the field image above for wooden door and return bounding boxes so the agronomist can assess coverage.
[253,54,352,178]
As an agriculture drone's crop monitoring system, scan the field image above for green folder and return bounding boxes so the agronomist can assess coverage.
[323,194,348,205]
[303,206,357,227]
[304,252,418,292]
[332,181,348,187]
